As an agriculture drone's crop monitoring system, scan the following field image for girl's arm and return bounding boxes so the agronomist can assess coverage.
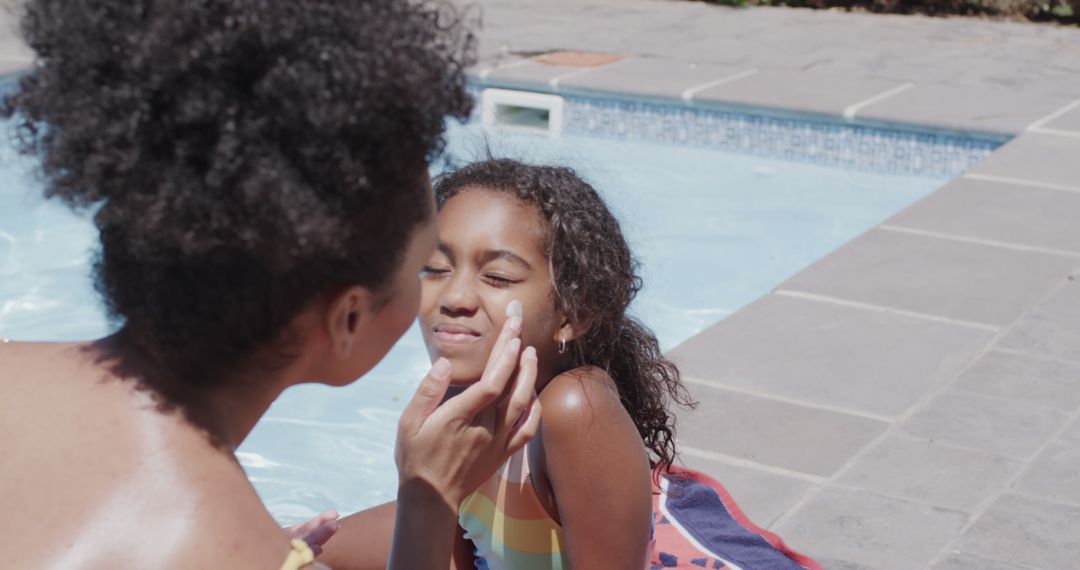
[537,367,654,569]
[451,521,477,570]
[316,502,396,570]
[316,502,474,570]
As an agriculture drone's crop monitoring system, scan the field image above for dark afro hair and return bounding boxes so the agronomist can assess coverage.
[2,0,476,384]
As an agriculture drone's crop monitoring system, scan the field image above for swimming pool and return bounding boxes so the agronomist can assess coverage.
[0,88,996,524]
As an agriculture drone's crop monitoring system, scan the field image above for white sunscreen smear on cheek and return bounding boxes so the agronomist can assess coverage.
[505,299,523,319]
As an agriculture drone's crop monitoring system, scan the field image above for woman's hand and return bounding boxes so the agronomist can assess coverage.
[394,299,540,508]
[388,300,541,570]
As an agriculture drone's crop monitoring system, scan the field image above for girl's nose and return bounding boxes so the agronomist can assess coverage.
[439,271,479,315]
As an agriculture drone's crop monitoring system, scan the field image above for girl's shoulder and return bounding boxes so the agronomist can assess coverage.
[530,365,653,558]
[537,365,637,443]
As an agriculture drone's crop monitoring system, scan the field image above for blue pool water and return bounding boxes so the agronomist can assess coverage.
[1,108,956,524]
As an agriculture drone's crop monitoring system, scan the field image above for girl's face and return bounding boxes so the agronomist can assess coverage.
[419,188,565,384]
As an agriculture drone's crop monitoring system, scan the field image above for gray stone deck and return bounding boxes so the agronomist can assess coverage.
[4,2,1080,568]
[458,2,1080,569]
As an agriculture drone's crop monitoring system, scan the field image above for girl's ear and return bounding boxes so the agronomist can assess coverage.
[325,285,375,359]
[554,314,594,347]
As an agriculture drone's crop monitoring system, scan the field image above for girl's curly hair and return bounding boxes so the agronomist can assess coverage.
[2,0,476,384]
[434,159,695,472]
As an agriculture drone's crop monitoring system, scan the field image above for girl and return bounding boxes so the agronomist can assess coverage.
[324,158,694,569]
[430,159,692,569]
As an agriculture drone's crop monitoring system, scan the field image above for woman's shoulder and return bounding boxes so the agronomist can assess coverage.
[0,342,296,569]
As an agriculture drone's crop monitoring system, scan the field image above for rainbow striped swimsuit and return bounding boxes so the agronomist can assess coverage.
[458,447,566,570]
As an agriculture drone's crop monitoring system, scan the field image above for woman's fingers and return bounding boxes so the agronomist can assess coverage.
[398,358,452,435]
[438,335,521,424]
[506,398,541,455]
[497,345,538,433]
[484,302,523,371]
[392,298,535,511]
[435,299,523,425]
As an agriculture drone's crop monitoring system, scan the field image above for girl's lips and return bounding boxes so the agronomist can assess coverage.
[434,330,483,344]
[432,325,482,345]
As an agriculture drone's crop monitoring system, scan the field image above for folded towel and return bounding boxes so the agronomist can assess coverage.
[650,466,822,570]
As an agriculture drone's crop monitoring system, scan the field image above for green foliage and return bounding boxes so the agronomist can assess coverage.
[698,0,1078,23]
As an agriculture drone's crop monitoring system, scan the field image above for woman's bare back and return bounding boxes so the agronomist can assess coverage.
[0,342,291,569]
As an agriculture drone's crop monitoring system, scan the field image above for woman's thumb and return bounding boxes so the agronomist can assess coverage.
[400,358,452,432]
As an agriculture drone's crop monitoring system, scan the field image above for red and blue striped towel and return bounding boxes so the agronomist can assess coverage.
[650,466,822,570]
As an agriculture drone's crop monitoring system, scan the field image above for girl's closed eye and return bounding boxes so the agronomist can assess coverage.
[481,272,520,287]
[420,265,450,277]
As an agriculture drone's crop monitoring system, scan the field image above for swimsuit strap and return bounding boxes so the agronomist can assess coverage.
[280,538,316,570]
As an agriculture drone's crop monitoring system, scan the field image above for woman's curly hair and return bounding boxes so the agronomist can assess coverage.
[1,0,476,384]
[434,159,696,472]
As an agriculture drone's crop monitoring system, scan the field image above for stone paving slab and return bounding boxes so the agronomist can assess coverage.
[557,57,749,101]
[929,553,1032,570]
[773,486,969,570]
[899,388,1070,460]
[1042,102,1080,132]
[854,84,1075,136]
[0,57,24,78]
[0,11,30,63]
[679,453,816,528]
[886,176,1080,255]
[1063,416,1080,442]
[691,70,905,119]
[952,350,1080,412]
[955,493,1080,570]
[834,433,1023,513]
[999,281,1080,363]
[1015,438,1080,506]
[677,382,888,477]
[669,293,994,418]
[967,133,1080,191]
[779,228,1077,327]
[482,59,587,89]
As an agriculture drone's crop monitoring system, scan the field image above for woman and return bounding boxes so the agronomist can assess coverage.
[0,1,538,568]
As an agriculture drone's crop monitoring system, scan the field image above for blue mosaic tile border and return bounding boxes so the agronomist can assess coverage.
[470,87,1002,178]
[562,95,1001,178]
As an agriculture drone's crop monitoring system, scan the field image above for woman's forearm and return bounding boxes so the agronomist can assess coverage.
[387,481,457,570]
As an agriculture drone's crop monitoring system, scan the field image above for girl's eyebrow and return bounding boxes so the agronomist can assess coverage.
[436,241,455,262]
[477,249,533,270]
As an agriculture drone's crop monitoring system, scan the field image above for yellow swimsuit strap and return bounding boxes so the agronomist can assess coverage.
[280,538,316,570]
